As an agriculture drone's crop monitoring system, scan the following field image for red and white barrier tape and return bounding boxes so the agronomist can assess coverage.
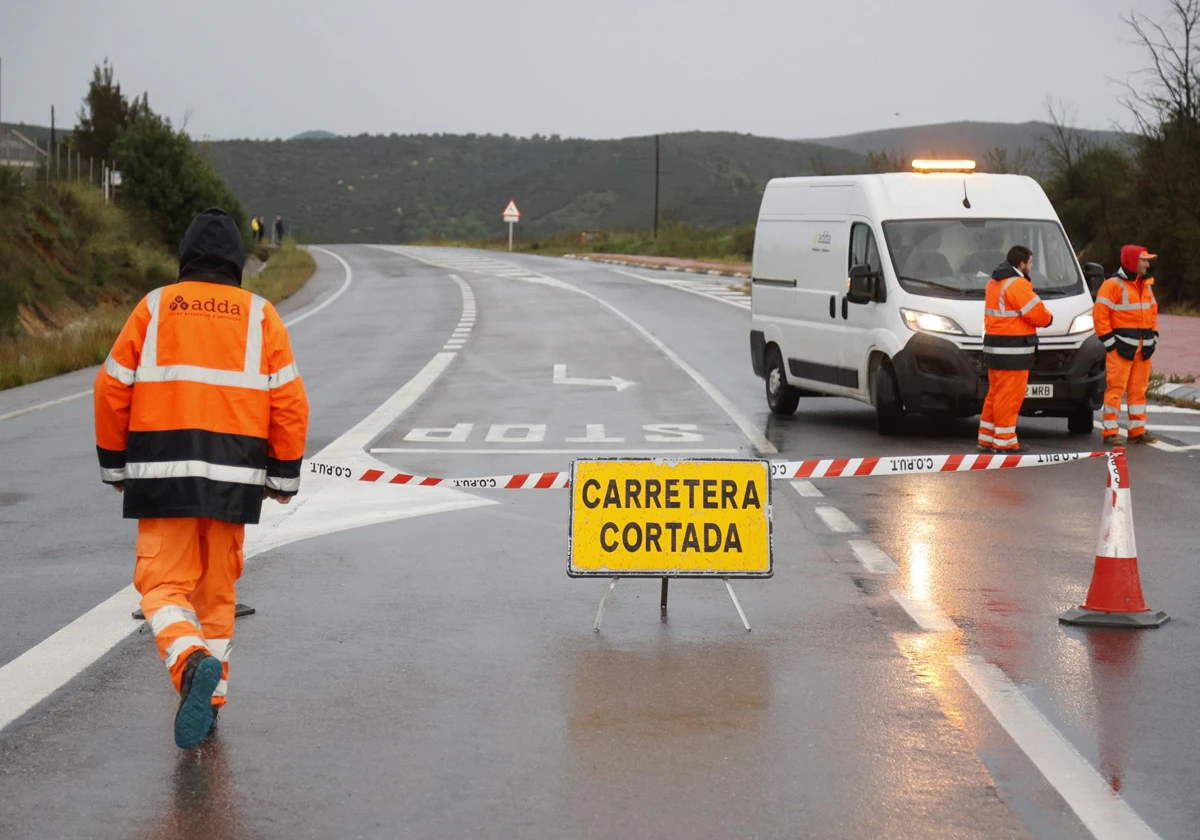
[307,451,1106,490]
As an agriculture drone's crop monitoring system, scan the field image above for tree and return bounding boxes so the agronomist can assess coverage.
[72,59,148,163]
[981,146,1040,175]
[113,112,245,247]
[867,149,909,173]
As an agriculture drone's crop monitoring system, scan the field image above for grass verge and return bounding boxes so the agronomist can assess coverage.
[244,239,316,304]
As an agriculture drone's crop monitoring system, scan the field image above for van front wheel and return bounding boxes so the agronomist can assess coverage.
[873,362,905,436]
[1067,405,1095,435]
[765,348,800,415]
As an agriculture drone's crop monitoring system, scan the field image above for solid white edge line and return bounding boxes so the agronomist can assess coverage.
[890,590,956,632]
[0,389,93,422]
[0,246,355,424]
[610,266,749,312]
[953,656,1163,840]
[790,479,823,498]
[849,540,899,573]
[814,505,859,533]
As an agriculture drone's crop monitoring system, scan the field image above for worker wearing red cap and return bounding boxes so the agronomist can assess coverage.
[1094,245,1159,445]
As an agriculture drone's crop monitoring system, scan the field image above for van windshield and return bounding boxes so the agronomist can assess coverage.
[881,219,1083,299]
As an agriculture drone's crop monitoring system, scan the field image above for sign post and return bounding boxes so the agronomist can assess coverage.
[502,199,521,251]
[569,458,773,632]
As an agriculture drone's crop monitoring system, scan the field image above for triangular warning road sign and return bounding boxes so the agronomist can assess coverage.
[502,199,521,221]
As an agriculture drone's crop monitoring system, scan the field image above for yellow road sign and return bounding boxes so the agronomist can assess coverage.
[568,459,772,577]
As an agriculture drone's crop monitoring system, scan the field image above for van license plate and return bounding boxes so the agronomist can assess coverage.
[1026,384,1053,398]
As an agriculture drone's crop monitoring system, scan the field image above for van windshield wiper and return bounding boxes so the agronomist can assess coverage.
[897,275,971,296]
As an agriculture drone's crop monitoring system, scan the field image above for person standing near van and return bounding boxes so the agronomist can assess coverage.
[1095,245,1159,446]
[978,246,1053,453]
[94,208,309,748]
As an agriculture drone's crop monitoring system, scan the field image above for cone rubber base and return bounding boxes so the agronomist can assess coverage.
[1059,607,1169,628]
[133,603,256,620]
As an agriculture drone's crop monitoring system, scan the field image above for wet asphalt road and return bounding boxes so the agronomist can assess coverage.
[1,246,1198,839]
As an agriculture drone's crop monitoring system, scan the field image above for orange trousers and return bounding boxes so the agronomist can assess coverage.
[1103,350,1151,440]
[134,518,244,708]
[979,369,1029,451]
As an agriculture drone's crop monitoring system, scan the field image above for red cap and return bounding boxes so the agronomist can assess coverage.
[1120,244,1157,275]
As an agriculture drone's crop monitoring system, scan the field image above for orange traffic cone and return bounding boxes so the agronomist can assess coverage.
[1060,448,1168,628]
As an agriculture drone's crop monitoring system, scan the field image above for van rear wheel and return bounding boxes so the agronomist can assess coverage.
[873,362,905,436]
[765,348,800,415]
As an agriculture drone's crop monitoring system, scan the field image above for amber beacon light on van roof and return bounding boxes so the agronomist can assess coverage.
[910,159,977,173]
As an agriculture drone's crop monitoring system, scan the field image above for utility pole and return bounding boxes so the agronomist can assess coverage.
[654,134,660,239]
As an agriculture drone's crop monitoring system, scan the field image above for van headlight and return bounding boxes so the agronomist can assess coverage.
[1068,312,1095,334]
[901,308,966,336]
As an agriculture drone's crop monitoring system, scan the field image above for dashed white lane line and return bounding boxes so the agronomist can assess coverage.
[814,505,859,533]
[609,266,750,311]
[790,479,824,498]
[954,657,1164,840]
[0,390,92,422]
[848,540,899,574]
[890,591,957,633]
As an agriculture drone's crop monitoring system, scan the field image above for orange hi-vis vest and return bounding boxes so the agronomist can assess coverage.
[1093,270,1158,360]
[94,280,309,524]
[982,263,1053,370]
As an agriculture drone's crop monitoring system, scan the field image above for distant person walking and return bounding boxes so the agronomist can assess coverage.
[274,216,284,245]
[258,216,267,244]
[250,216,260,243]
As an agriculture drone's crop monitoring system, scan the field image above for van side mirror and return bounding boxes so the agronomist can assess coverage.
[847,264,882,304]
[1083,262,1106,298]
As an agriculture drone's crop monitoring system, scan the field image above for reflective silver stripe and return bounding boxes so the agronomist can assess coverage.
[104,354,136,386]
[207,638,232,662]
[213,679,229,698]
[135,364,270,390]
[164,635,210,669]
[985,308,1020,318]
[1018,296,1043,316]
[993,425,1017,434]
[1101,336,1116,348]
[978,434,996,444]
[142,289,162,367]
[266,475,301,493]
[978,421,995,430]
[100,467,126,483]
[148,605,201,636]
[125,460,267,485]
[1142,336,1157,345]
[245,294,268,376]
[1103,419,1120,430]
[1095,297,1116,309]
[1114,334,1142,345]
[982,346,1035,355]
[268,362,300,390]
[1128,404,1147,414]
[1130,419,1146,429]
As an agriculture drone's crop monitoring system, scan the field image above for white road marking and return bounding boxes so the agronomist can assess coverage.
[485,424,547,444]
[790,479,823,498]
[0,245,355,424]
[1093,419,1200,451]
[849,540,899,573]
[815,506,859,533]
[370,447,741,455]
[610,266,750,311]
[552,363,635,392]
[954,656,1164,840]
[566,424,625,444]
[388,247,775,455]
[0,250,490,734]
[0,389,93,422]
[890,591,956,632]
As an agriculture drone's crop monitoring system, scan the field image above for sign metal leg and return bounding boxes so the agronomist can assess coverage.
[660,577,669,618]
[594,578,619,633]
[723,579,751,632]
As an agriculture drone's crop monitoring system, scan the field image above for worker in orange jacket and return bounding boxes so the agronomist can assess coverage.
[1095,245,1159,446]
[94,208,309,749]
[978,245,1054,453]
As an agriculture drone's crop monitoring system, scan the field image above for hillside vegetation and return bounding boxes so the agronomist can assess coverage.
[205,132,865,243]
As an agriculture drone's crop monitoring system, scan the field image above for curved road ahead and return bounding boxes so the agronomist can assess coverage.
[1,246,1197,839]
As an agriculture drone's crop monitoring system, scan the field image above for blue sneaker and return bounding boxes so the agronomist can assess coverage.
[175,651,222,749]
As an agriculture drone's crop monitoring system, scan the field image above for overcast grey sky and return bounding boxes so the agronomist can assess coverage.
[1,0,1150,141]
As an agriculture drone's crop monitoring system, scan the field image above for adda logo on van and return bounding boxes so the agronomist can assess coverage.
[168,295,243,316]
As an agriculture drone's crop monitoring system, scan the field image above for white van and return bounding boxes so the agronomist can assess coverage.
[748,163,1107,435]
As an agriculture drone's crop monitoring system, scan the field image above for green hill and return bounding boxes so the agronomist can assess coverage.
[204,132,865,243]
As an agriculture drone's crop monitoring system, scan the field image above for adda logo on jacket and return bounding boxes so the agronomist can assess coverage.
[168,294,243,316]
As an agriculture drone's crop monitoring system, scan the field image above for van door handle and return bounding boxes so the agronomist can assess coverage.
[841,297,849,320]
[829,296,836,318]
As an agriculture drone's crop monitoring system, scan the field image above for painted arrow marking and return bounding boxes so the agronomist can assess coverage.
[552,363,634,392]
